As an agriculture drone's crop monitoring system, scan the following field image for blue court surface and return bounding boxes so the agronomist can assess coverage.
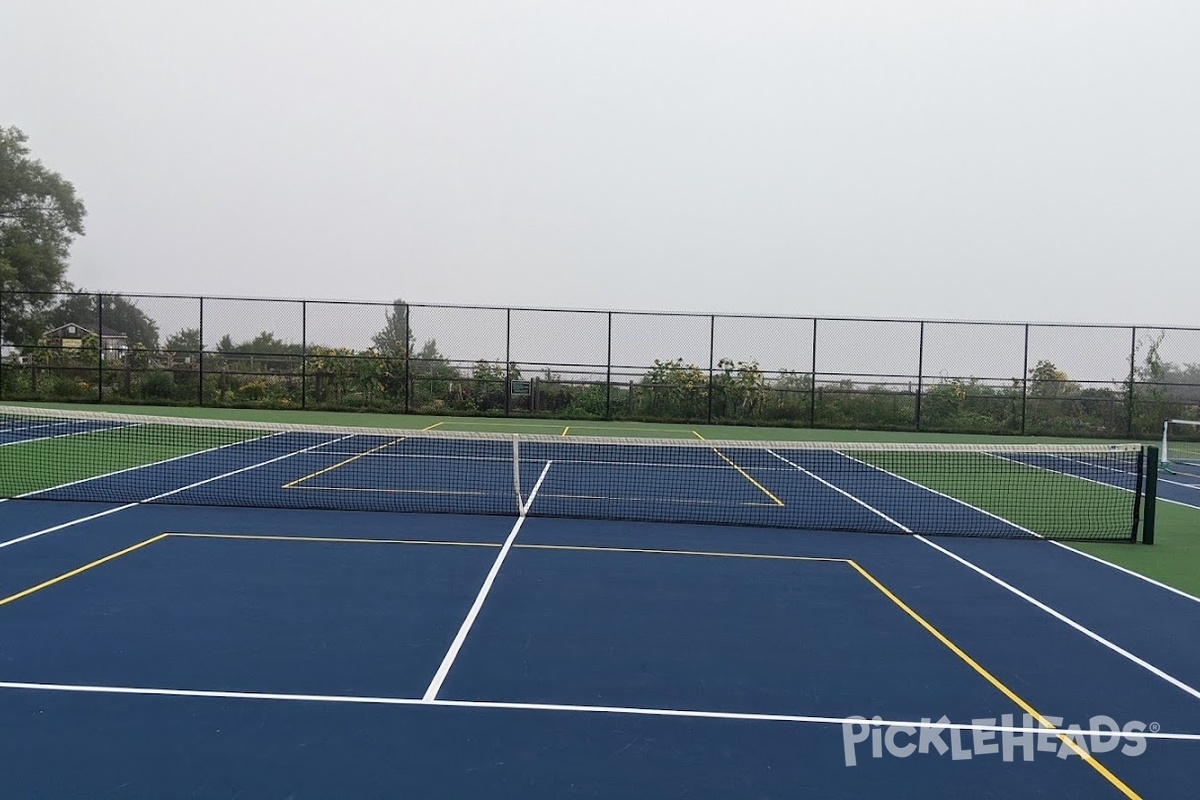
[1,429,1199,798]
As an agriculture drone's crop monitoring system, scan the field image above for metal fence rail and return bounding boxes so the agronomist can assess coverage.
[1,289,1197,437]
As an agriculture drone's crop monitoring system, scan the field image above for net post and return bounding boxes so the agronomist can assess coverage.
[1142,445,1158,544]
[1161,420,1170,464]
[512,435,524,514]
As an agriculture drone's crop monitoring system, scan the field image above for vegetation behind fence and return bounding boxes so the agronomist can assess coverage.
[1,290,1198,438]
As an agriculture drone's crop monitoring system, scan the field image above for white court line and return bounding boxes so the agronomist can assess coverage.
[915,534,1200,704]
[1049,542,1200,605]
[0,422,140,448]
[767,450,908,532]
[990,450,1200,505]
[965,455,1200,604]
[0,433,359,550]
[826,453,1200,703]
[0,679,1196,741]
[422,460,553,702]
[0,430,285,508]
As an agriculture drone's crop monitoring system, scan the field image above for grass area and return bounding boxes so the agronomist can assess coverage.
[2,400,1197,599]
[0,424,260,495]
[1072,502,1200,597]
[851,450,1142,542]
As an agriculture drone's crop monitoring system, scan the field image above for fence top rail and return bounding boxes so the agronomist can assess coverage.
[2,289,1198,333]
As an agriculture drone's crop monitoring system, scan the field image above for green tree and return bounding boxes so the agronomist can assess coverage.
[165,327,201,352]
[371,298,414,355]
[0,126,87,345]
[44,292,160,349]
[1027,360,1078,397]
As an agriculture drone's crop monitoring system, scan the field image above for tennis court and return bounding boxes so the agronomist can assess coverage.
[1,406,1198,798]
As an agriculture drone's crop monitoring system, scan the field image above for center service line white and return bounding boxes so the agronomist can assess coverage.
[422,460,554,702]
[0,433,357,550]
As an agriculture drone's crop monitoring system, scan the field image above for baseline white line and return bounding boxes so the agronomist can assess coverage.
[0,680,1196,741]
[422,460,553,702]
[0,434,358,550]
[915,534,1200,704]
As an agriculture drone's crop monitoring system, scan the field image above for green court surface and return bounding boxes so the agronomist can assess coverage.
[0,423,257,496]
[6,401,1199,598]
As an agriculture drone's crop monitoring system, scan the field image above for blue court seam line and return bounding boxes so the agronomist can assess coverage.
[281,421,446,489]
[0,422,140,448]
[691,431,785,507]
[847,558,1137,798]
[0,433,358,551]
[1,681,1197,741]
[794,449,1200,704]
[422,460,554,702]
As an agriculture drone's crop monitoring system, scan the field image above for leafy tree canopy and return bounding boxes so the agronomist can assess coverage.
[43,291,160,350]
[371,298,414,355]
[0,126,87,344]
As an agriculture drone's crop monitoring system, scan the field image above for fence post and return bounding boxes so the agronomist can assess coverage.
[96,293,104,403]
[916,321,925,431]
[810,318,818,427]
[301,300,308,410]
[0,284,5,401]
[605,312,613,420]
[505,307,512,416]
[1021,324,1029,434]
[403,303,411,414]
[707,315,715,424]
[197,297,205,406]
[1127,326,1137,437]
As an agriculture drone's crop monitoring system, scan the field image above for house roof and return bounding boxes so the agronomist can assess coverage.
[44,322,128,339]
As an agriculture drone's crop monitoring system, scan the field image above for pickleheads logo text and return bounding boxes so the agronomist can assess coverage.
[842,714,1155,766]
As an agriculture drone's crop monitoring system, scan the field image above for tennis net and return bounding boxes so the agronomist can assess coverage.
[1162,419,1200,467]
[0,406,1154,542]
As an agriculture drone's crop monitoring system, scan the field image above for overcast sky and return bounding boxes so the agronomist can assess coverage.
[2,1,1197,327]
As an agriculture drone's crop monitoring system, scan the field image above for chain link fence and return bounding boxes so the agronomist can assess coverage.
[1,289,1196,438]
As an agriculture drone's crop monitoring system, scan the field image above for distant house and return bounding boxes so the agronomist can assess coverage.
[43,322,129,361]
